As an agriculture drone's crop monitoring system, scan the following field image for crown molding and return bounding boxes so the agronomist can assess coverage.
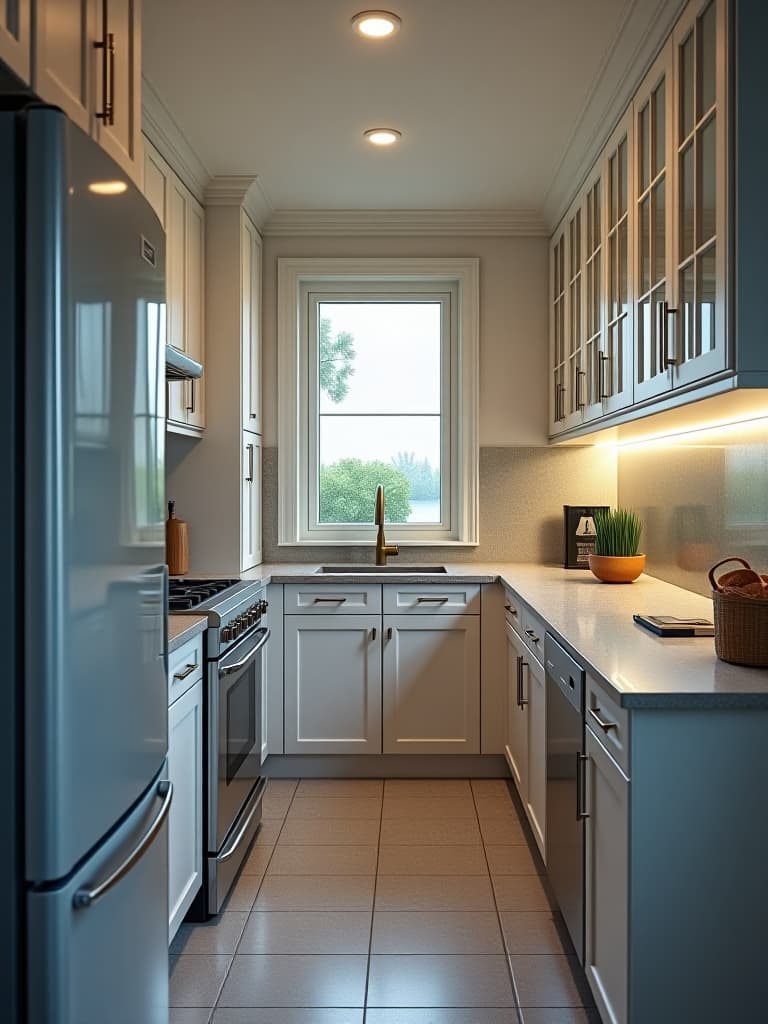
[542,0,687,231]
[262,208,548,237]
[204,176,274,232]
[141,76,210,203]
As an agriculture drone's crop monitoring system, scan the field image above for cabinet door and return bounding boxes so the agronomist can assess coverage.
[505,622,528,800]
[184,197,205,429]
[167,680,203,942]
[549,225,567,434]
[241,434,262,570]
[601,109,634,414]
[582,164,606,421]
[284,615,382,754]
[241,216,262,434]
[143,139,170,227]
[670,0,728,388]
[635,41,675,403]
[585,728,629,1024]
[383,614,480,755]
[33,0,94,134]
[0,0,31,83]
[524,651,546,859]
[92,0,141,182]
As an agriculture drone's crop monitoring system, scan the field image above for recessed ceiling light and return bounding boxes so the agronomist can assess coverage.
[351,10,401,38]
[88,180,128,195]
[364,128,402,146]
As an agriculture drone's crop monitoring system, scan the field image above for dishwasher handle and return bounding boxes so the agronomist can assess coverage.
[576,753,590,820]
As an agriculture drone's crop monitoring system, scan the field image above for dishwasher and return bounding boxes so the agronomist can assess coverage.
[544,632,587,963]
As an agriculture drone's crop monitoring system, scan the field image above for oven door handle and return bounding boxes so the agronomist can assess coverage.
[219,627,270,675]
[219,779,266,863]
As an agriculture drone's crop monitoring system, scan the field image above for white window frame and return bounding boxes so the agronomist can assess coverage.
[277,257,479,546]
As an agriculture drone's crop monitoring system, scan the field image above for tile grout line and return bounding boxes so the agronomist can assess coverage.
[361,779,385,1023]
[471,779,526,1024]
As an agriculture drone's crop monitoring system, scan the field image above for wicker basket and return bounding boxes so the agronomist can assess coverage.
[708,557,768,668]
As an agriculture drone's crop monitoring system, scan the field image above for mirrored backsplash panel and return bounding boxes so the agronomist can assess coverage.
[617,417,768,596]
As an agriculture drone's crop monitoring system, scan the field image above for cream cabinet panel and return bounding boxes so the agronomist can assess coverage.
[92,0,141,181]
[0,0,31,82]
[284,615,382,754]
[383,614,480,754]
[505,622,528,797]
[167,679,203,942]
[143,142,168,226]
[241,216,262,434]
[33,0,94,134]
[241,434,262,571]
[585,727,629,1024]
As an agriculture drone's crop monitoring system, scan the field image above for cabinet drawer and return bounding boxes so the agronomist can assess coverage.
[520,605,546,658]
[503,589,524,635]
[383,583,480,615]
[168,634,204,706]
[284,584,382,615]
[586,673,630,776]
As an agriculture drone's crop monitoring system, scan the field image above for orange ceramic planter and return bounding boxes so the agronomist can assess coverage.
[588,553,646,583]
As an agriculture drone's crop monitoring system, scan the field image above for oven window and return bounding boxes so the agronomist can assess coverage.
[226,667,256,784]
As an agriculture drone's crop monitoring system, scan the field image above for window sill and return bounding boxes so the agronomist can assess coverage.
[278,539,480,548]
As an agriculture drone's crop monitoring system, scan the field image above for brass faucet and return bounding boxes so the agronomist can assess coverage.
[374,484,399,566]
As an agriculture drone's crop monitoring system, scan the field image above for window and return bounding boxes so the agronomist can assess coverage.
[278,258,479,545]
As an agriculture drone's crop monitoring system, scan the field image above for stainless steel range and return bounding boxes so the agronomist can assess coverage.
[170,578,270,916]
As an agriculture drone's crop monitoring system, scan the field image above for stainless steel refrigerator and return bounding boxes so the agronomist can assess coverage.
[0,103,170,1024]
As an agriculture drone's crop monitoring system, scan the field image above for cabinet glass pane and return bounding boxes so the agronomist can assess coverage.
[699,1,716,117]
[639,103,650,193]
[610,155,618,227]
[699,115,716,246]
[618,139,627,217]
[559,237,565,293]
[653,179,666,286]
[619,220,628,310]
[638,298,651,382]
[680,142,694,259]
[609,235,618,318]
[594,181,601,241]
[558,299,565,363]
[697,244,716,355]
[680,263,695,361]
[653,80,666,176]
[640,196,651,294]
[680,32,694,141]
[592,250,601,334]
[552,247,558,302]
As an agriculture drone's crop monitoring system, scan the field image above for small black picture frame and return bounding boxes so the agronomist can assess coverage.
[563,505,609,568]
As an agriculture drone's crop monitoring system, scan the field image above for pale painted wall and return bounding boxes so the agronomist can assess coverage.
[261,234,551,447]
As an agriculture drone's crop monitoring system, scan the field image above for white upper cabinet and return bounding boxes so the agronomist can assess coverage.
[241,216,262,435]
[33,0,142,182]
[0,0,31,83]
[241,433,262,571]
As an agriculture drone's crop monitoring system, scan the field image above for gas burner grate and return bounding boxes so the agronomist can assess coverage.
[168,578,241,609]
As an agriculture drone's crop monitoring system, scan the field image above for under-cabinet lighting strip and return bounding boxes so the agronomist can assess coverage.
[598,414,768,450]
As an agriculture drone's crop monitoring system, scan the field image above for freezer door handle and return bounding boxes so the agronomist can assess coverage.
[72,780,173,909]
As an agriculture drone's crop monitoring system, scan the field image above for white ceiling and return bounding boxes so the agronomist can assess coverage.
[143,0,679,221]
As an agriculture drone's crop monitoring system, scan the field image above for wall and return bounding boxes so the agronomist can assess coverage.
[617,419,768,596]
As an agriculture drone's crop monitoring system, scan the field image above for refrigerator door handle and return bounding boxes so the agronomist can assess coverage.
[72,781,173,909]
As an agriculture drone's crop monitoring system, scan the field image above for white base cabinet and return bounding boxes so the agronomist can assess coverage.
[167,677,203,942]
[383,614,480,754]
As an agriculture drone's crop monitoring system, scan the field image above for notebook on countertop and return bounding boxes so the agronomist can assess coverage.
[633,614,715,637]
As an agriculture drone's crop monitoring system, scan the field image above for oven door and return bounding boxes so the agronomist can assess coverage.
[209,627,269,852]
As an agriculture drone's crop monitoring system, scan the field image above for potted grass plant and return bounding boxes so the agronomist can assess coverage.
[588,507,645,583]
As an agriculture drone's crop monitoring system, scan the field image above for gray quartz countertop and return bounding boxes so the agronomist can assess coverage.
[198,562,768,708]
[168,614,207,653]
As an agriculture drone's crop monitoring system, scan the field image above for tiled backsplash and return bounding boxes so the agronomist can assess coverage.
[617,419,768,596]
[263,445,617,565]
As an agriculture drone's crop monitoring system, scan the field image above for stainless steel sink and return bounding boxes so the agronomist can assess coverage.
[316,565,448,574]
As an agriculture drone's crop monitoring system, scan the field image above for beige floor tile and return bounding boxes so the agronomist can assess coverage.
[378,844,488,876]
[379,818,481,846]
[252,820,283,847]
[510,955,594,1008]
[371,911,504,954]
[265,779,299,796]
[287,797,382,820]
[168,954,231,1008]
[480,817,528,845]
[384,779,472,797]
[367,954,515,1008]
[296,779,383,798]
[474,796,520,820]
[171,912,248,955]
[170,1010,212,1024]
[241,843,275,875]
[485,844,543,875]
[238,911,371,954]
[267,844,377,875]
[374,875,496,912]
[382,796,477,820]
[261,796,293,820]
[213,1011,364,1024]
[365,1012,517,1024]
[218,954,368,1007]
[519,1010,601,1023]
[492,875,553,913]
[500,912,571,954]
[278,817,380,846]
[222,873,264,912]
[470,779,514,797]
[253,875,375,911]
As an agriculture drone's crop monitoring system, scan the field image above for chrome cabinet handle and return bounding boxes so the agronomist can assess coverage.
[94,2,115,125]
[661,299,679,368]
[387,626,393,640]
[598,353,610,400]
[371,627,377,641]
[588,706,617,732]
[173,661,198,681]
[576,368,586,410]
[185,379,196,414]
[576,753,590,819]
[516,654,522,707]
[245,443,254,483]
[416,596,450,603]
[313,596,347,603]
[504,604,518,616]
[524,628,540,644]
[519,657,529,707]
[73,781,173,908]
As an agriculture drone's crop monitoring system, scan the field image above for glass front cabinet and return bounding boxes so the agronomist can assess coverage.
[549,0,728,438]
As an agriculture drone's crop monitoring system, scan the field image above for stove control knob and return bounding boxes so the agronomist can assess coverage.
[221,626,233,642]
[258,599,269,614]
